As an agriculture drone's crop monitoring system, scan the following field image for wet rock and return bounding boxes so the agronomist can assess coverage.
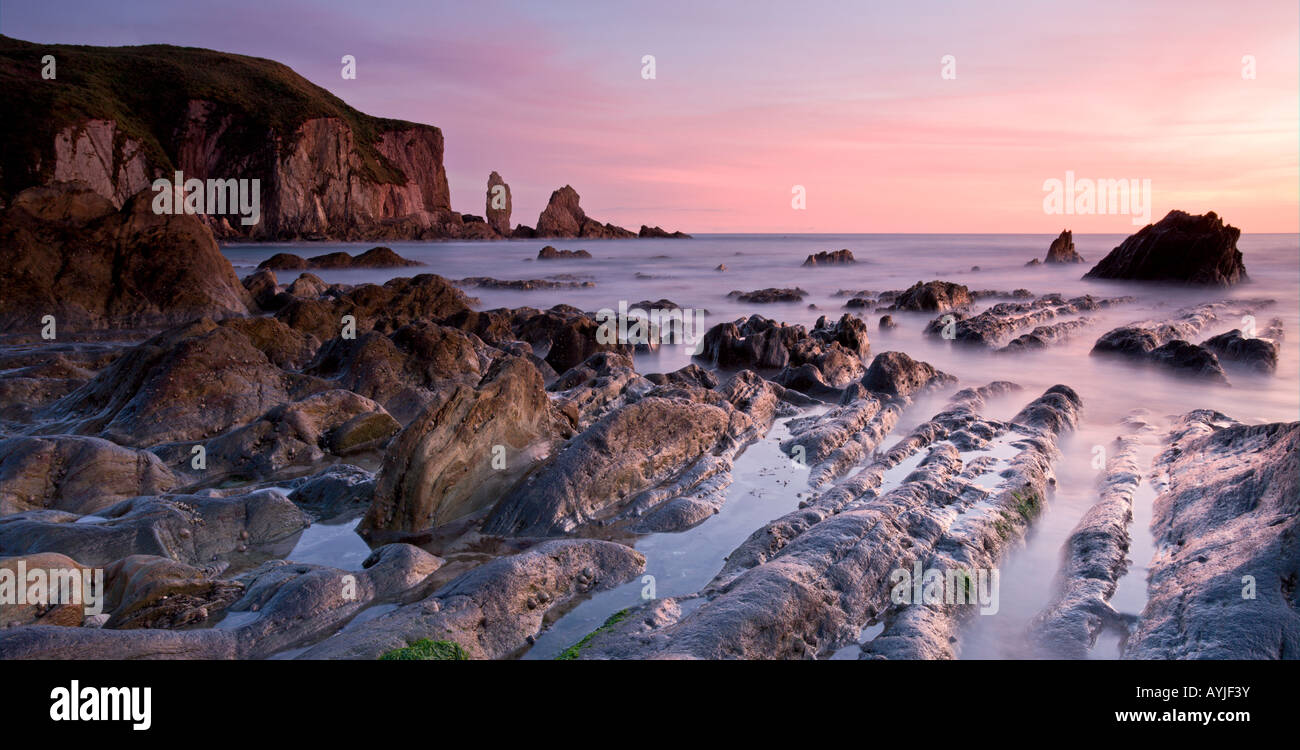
[1029,434,1142,658]
[361,356,568,535]
[1126,413,1299,658]
[1200,322,1282,374]
[549,352,653,428]
[1044,229,1085,263]
[1147,340,1229,383]
[0,489,310,568]
[286,465,376,520]
[996,318,1094,353]
[1083,210,1247,286]
[802,249,856,266]
[0,183,251,333]
[727,288,807,304]
[889,281,971,312]
[482,394,738,537]
[878,314,896,329]
[929,294,1129,348]
[536,246,592,260]
[286,272,327,298]
[299,539,643,660]
[242,268,287,311]
[513,307,632,373]
[861,351,955,397]
[456,276,594,290]
[103,555,243,630]
[0,435,178,516]
[275,274,473,341]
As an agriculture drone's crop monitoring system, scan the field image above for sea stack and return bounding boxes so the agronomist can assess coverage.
[486,171,512,236]
[1045,230,1085,263]
[1083,211,1247,285]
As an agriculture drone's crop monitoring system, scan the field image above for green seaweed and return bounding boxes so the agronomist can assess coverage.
[555,608,630,660]
[378,639,469,661]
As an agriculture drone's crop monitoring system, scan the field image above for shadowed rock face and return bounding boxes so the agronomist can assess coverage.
[1126,413,1300,659]
[1200,320,1283,374]
[1083,210,1247,285]
[802,249,856,266]
[257,247,422,271]
[1045,230,1085,263]
[0,183,251,333]
[861,351,955,397]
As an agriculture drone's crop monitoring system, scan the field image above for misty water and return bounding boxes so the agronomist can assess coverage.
[224,233,1300,659]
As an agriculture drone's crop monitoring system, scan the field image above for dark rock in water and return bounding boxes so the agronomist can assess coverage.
[258,247,423,271]
[360,356,569,534]
[861,351,955,397]
[878,314,897,330]
[845,297,872,309]
[889,280,971,312]
[0,435,178,516]
[1044,229,1085,264]
[287,465,376,519]
[639,225,691,238]
[715,264,726,271]
[802,249,856,266]
[699,314,867,390]
[1126,413,1300,659]
[536,245,592,260]
[0,183,251,333]
[0,489,310,568]
[511,225,537,238]
[485,171,513,236]
[1024,258,1042,266]
[536,185,636,239]
[1083,210,1246,285]
[1148,341,1229,383]
[513,306,632,373]
[727,288,807,304]
[456,276,594,290]
[1200,322,1282,374]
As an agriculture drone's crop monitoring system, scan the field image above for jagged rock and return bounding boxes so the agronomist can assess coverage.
[535,186,636,239]
[258,247,422,272]
[861,351,955,397]
[1126,413,1299,658]
[0,435,178,516]
[275,273,474,341]
[0,183,251,333]
[889,281,971,312]
[512,307,631,373]
[802,249,856,266]
[1084,210,1247,285]
[930,294,1129,348]
[1044,229,1085,263]
[360,356,569,535]
[639,225,690,238]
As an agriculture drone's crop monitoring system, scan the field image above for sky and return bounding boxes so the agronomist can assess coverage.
[3,0,1297,233]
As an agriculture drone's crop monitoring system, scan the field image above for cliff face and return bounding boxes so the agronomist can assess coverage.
[1,36,470,240]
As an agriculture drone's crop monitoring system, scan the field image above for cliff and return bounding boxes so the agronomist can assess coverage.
[0,36,476,240]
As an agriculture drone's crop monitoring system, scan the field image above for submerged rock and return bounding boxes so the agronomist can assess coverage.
[1200,321,1283,374]
[1083,210,1247,285]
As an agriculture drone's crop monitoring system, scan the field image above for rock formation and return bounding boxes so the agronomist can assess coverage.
[1083,210,1247,285]
[486,172,512,235]
[1044,230,1085,263]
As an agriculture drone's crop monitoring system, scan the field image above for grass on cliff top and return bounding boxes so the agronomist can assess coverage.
[0,35,430,199]
[555,608,631,660]
[378,639,470,661]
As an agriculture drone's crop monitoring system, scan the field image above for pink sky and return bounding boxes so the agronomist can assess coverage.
[8,0,1299,232]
